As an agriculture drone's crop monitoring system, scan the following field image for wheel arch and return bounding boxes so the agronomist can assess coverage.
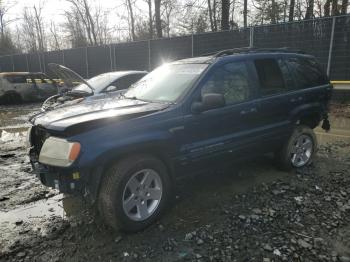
[290,103,324,129]
[86,142,176,203]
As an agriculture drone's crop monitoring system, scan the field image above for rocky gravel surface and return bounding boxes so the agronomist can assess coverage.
[0,142,349,262]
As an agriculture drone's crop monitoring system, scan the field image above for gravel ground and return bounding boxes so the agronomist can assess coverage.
[0,103,349,262]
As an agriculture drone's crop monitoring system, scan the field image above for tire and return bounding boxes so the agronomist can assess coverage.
[276,125,317,171]
[98,154,172,232]
[2,92,22,105]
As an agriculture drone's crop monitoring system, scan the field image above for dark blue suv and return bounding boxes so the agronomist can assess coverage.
[28,48,332,232]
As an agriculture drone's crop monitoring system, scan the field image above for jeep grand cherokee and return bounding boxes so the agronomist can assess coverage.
[28,48,332,232]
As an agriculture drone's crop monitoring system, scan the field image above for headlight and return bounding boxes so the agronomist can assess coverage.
[39,137,81,167]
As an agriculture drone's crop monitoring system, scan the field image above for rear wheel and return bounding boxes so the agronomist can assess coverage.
[98,155,171,232]
[276,125,317,170]
[2,92,22,104]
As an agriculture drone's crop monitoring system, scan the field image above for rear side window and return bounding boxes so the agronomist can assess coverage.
[254,58,285,96]
[286,57,328,88]
[5,75,27,83]
[113,74,145,90]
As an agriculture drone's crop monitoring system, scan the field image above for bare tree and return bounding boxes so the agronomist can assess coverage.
[144,0,153,38]
[49,21,61,50]
[66,0,98,45]
[324,0,331,15]
[63,9,88,47]
[0,0,18,37]
[221,0,230,30]
[305,0,315,19]
[21,2,46,52]
[208,0,214,31]
[33,4,46,51]
[126,0,136,40]
[162,0,176,37]
[243,0,248,27]
[289,0,295,21]
[154,0,162,37]
[341,0,348,13]
[331,0,339,15]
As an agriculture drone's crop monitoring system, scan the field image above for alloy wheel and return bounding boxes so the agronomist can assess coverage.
[290,134,313,167]
[122,169,162,221]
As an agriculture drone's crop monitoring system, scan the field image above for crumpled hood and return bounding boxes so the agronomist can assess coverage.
[31,97,168,133]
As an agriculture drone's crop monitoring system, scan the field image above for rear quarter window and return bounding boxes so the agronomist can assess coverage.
[286,57,329,89]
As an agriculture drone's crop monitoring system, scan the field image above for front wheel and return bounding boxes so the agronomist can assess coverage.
[98,155,171,232]
[276,125,317,170]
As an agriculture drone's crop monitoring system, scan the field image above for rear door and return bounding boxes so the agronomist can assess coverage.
[253,57,292,148]
[32,73,58,99]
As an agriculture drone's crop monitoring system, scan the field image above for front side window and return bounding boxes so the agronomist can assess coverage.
[286,57,328,89]
[254,58,286,96]
[201,61,251,105]
[124,63,208,102]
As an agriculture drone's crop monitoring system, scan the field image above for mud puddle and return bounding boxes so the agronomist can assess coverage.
[0,195,84,226]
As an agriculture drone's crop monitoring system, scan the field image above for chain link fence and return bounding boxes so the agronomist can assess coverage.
[0,15,349,80]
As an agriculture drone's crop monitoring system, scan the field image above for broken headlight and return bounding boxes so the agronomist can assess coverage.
[39,137,81,167]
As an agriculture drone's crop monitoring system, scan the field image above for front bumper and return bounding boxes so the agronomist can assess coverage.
[29,147,84,195]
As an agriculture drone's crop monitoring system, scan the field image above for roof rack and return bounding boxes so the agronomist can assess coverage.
[207,47,305,58]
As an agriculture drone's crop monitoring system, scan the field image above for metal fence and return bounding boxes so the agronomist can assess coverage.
[0,15,349,80]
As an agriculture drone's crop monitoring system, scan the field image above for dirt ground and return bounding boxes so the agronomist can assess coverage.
[0,102,349,262]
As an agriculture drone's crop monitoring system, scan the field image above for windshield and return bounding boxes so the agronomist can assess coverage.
[73,73,121,93]
[124,63,208,102]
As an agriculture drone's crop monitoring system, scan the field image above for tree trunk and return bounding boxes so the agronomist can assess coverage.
[213,0,217,31]
[341,0,348,13]
[147,0,153,38]
[126,0,136,41]
[331,0,339,15]
[305,0,314,19]
[289,0,295,21]
[221,0,230,30]
[324,0,331,16]
[83,0,97,45]
[154,0,162,38]
[271,0,277,23]
[208,0,215,31]
[243,0,247,27]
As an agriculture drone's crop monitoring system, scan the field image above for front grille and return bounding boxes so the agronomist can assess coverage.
[31,126,50,154]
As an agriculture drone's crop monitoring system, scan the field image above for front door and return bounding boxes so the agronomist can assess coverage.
[179,60,260,172]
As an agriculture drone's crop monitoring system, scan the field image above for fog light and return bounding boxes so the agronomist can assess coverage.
[72,172,80,180]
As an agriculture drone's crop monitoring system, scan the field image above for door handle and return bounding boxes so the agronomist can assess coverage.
[240,108,257,115]
[290,97,303,103]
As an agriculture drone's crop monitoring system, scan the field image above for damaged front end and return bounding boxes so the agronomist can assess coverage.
[28,126,85,195]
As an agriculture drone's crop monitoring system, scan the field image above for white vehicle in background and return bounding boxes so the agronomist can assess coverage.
[0,72,58,104]
[41,63,147,111]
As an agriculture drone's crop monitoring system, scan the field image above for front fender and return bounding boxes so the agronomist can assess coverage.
[76,130,177,202]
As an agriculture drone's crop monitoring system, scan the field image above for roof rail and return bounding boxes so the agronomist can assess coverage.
[208,47,305,58]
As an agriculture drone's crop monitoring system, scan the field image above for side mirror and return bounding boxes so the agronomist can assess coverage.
[105,85,118,92]
[191,93,225,113]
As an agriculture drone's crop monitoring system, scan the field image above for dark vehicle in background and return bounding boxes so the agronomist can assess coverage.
[41,63,147,111]
[28,48,332,232]
[0,72,58,104]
